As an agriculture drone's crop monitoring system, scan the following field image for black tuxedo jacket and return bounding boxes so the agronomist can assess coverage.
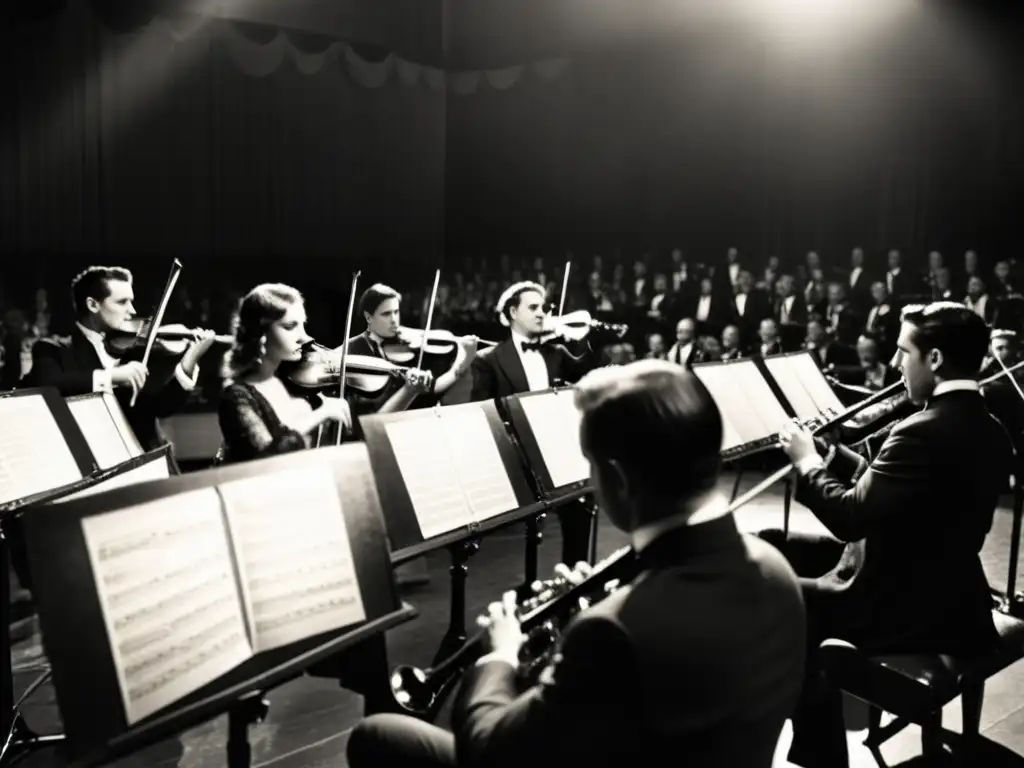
[451,514,806,768]
[22,328,190,451]
[796,389,1012,653]
[469,337,593,401]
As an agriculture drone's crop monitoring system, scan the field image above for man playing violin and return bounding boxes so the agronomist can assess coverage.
[348,283,477,415]
[763,302,1012,768]
[23,265,218,451]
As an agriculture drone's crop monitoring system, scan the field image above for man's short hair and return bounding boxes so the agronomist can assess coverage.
[495,281,546,327]
[358,284,401,318]
[71,266,132,317]
[991,328,1017,343]
[900,302,990,377]
[574,359,722,501]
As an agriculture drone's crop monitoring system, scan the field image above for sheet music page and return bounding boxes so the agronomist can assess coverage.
[693,365,771,444]
[67,396,132,470]
[0,395,84,505]
[81,489,252,725]
[103,393,144,457]
[54,456,171,503]
[731,361,791,437]
[219,464,367,653]
[764,357,820,422]
[440,407,519,520]
[384,417,475,539]
[519,392,589,488]
[789,353,845,414]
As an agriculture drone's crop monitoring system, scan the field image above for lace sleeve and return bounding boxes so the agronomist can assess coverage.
[218,384,306,461]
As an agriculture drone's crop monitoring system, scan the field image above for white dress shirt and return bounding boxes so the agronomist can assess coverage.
[734,293,748,317]
[780,295,795,324]
[965,294,988,320]
[511,329,550,392]
[696,295,712,322]
[849,266,862,289]
[77,322,199,395]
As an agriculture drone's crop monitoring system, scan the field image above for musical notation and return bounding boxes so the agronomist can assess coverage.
[219,463,367,653]
[385,417,476,539]
[440,408,518,521]
[519,391,589,488]
[81,489,252,725]
[67,396,133,470]
[787,353,845,415]
[764,356,820,423]
[0,395,84,505]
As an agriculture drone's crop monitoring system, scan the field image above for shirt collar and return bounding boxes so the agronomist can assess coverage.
[632,493,730,552]
[932,379,980,397]
[76,321,104,345]
[511,329,534,349]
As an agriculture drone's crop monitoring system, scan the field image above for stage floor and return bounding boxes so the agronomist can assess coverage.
[12,472,1024,767]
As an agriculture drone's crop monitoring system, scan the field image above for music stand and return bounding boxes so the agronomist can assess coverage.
[360,400,542,663]
[691,359,796,530]
[762,351,845,424]
[21,444,413,768]
[65,393,145,471]
[500,387,597,587]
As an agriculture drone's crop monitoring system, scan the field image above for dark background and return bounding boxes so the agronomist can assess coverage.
[1,0,1021,310]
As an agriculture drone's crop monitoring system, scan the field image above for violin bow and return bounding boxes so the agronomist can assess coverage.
[994,356,1024,405]
[131,258,183,407]
[557,260,571,317]
[334,270,361,447]
[417,269,442,372]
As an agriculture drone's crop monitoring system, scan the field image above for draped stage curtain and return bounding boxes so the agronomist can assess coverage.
[2,0,1022,308]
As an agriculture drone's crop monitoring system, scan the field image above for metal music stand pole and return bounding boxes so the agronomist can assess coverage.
[0,519,64,766]
[1000,476,1024,618]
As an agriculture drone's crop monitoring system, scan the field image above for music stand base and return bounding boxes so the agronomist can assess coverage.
[226,692,270,768]
[0,709,65,766]
[432,539,480,666]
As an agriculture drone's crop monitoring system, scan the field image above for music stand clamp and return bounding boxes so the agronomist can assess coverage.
[433,525,482,666]
[226,691,270,768]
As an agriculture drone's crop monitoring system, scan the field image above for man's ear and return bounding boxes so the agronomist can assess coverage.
[929,348,943,372]
[85,297,100,315]
[362,311,371,326]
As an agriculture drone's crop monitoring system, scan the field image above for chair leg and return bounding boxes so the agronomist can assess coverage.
[958,678,985,758]
[920,708,944,759]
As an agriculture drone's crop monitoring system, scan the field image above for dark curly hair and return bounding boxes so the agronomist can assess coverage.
[221,283,304,380]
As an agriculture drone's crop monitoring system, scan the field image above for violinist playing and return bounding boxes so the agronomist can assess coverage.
[347,283,477,418]
[216,283,353,465]
[469,281,596,401]
[22,265,217,451]
[762,302,1012,768]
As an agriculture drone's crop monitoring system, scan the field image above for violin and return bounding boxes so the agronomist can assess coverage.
[380,327,497,365]
[104,318,232,357]
[286,341,410,396]
[534,309,628,346]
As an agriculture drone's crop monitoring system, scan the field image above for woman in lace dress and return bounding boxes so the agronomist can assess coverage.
[217,283,353,464]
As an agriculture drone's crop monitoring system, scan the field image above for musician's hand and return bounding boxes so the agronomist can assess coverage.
[319,397,352,429]
[189,328,218,357]
[458,335,479,361]
[111,361,148,394]
[778,419,817,464]
[476,590,526,661]
[403,368,433,395]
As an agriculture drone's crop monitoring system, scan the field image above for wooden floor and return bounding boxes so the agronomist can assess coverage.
[11,471,1024,767]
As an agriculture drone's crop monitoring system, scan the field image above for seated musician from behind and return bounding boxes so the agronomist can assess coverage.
[348,283,476,414]
[469,281,595,400]
[765,302,1012,768]
[216,284,353,464]
[347,360,807,768]
[24,265,217,450]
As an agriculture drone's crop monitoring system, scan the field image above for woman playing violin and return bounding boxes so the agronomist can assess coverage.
[216,283,353,465]
[347,283,477,414]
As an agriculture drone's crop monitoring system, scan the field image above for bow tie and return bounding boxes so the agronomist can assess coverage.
[521,340,543,353]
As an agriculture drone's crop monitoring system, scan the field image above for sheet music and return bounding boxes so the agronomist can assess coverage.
[219,464,367,652]
[731,361,791,436]
[789,353,845,414]
[385,417,475,539]
[102,393,144,457]
[440,407,519,520]
[67,396,133,470]
[764,357,821,422]
[53,455,171,503]
[519,392,590,488]
[81,489,252,725]
[0,395,84,505]
[717,409,745,451]
[693,364,772,444]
